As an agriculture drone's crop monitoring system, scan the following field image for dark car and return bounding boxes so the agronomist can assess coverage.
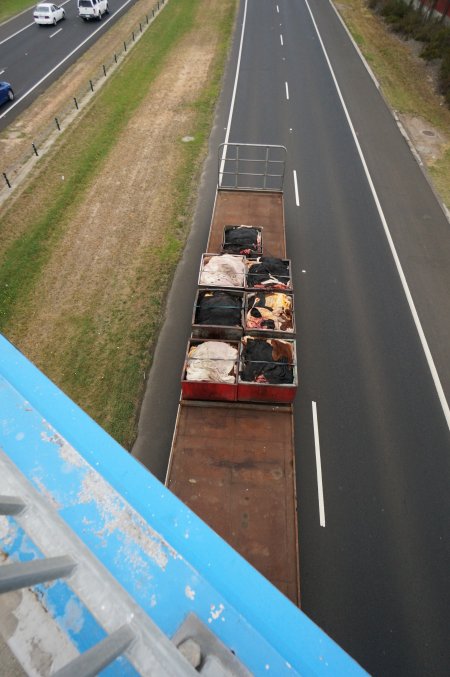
[0,82,14,106]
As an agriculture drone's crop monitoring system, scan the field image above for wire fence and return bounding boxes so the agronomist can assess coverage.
[1,0,166,200]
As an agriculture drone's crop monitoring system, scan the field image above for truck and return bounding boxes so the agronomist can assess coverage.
[166,143,301,605]
[78,0,109,21]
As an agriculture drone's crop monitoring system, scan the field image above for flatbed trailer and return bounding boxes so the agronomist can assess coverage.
[167,144,300,606]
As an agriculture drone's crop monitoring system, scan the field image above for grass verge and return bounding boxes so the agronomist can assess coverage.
[0,0,237,447]
[0,1,34,23]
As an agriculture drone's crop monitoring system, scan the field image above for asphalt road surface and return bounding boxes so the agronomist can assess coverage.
[0,0,143,130]
[132,1,450,675]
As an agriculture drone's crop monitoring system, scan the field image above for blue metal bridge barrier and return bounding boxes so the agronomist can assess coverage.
[0,334,366,676]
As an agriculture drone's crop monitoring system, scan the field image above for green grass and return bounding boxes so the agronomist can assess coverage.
[429,148,450,208]
[0,1,34,23]
[0,0,238,448]
[352,31,365,47]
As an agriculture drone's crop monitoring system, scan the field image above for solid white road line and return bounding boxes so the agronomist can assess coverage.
[0,22,33,46]
[0,0,140,121]
[293,169,300,206]
[312,402,326,528]
[220,0,248,182]
[49,28,63,38]
[277,5,280,13]
[285,81,289,100]
[280,34,284,46]
[304,0,450,431]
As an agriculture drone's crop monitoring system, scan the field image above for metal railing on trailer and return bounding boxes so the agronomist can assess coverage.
[218,143,287,191]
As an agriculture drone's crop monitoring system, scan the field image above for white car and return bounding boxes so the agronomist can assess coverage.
[34,3,66,25]
[78,0,109,21]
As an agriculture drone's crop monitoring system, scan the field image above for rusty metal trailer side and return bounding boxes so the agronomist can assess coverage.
[166,401,300,605]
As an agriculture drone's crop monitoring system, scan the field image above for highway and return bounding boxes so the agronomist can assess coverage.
[0,0,143,130]
[134,0,450,675]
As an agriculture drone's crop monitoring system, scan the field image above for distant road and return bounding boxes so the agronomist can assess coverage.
[0,0,142,130]
[134,0,450,675]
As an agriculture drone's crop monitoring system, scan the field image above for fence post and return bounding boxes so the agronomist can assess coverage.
[74,97,79,110]
[103,64,107,77]
[32,143,39,157]
[132,31,135,41]
[124,41,127,51]
[89,80,94,92]
[55,117,60,131]
[139,22,142,33]
[3,173,11,189]
[152,9,154,17]
[114,53,117,63]
[146,14,148,24]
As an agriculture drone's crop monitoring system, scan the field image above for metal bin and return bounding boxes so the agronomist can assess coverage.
[182,339,239,402]
[191,289,244,340]
[244,291,295,338]
[245,257,292,291]
[198,253,246,289]
[238,336,298,404]
[220,225,263,256]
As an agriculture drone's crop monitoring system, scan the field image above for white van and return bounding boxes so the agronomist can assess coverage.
[78,0,109,21]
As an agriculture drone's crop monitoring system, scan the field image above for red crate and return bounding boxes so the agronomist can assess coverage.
[181,339,239,402]
[238,337,298,404]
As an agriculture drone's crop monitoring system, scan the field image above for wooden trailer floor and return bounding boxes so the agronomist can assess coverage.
[208,190,286,258]
[167,400,300,605]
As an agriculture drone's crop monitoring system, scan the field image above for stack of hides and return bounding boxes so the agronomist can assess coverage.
[195,291,242,327]
[247,257,290,289]
[186,341,238,383]
[240,338,294,384]
[199,254,245,287]
[222,225,262,256]
[246,292,293,332]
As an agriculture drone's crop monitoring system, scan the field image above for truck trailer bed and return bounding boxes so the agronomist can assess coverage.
[208,189,286,258]
[167,400,300,605]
